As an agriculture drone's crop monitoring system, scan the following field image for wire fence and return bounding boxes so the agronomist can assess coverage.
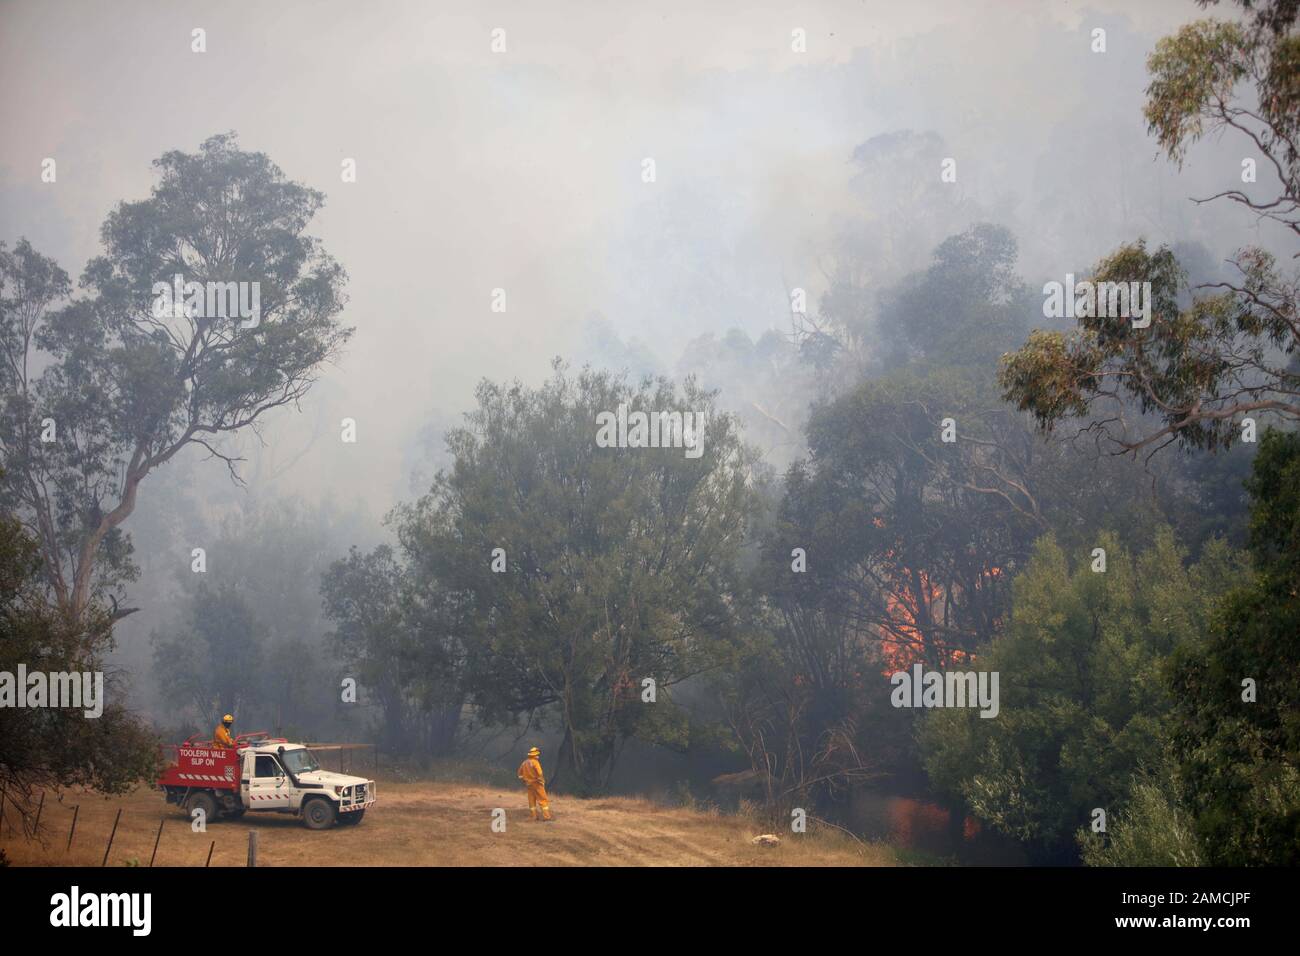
[1,741,381,867]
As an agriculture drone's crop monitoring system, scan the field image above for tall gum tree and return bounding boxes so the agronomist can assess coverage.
[1000,2,1299,457]
[0,133,351,620]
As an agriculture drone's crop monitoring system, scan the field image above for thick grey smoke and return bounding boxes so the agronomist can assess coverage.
[2,0,1287,715]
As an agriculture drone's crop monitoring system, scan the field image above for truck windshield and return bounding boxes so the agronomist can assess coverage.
[281,749,321,774]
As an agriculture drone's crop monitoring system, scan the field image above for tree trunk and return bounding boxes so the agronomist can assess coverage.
[69,456,145,619]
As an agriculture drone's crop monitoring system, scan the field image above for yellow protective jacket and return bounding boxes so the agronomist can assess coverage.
[214,724,235,748]
[517,757,545,787]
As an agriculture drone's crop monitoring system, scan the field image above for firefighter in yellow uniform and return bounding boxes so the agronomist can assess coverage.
[517,746,553,821]
[214,714,235,749]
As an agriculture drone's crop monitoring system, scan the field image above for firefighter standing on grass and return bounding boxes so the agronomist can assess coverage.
[517,746,553,821]
[214,714,235,749]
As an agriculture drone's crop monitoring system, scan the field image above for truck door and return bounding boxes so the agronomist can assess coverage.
[247,754,292,810]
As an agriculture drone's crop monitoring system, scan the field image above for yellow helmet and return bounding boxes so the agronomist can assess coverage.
[222,714,234,724]
[527,747,540,757]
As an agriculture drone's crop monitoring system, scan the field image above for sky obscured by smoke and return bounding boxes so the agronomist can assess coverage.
[1,0,1284,518]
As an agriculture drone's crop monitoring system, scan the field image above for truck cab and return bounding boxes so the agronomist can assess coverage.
[242,744,375,827]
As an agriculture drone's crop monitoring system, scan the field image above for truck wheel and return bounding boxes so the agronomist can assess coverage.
[185,791,219,823]
[302,797,337,830]
[339,810,365,825]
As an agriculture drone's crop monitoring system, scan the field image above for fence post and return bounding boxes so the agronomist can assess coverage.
[247,829,258,867]
[101,808,122,867]
[149,817,164,867]
[66,805,79,851]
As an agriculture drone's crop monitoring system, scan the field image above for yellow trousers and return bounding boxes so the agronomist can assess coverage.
[526,783,552,820]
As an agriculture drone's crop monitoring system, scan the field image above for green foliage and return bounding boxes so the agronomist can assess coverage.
[1168,429,1300,864]
[0,504,160,826]
[321,542,463,756]
[1161,441,1257,554]
[1146,9,1297,182]
[1144,19,1253,167]
[986,3,1299,862]
[1002,240,1299,454]
[0,133,351,620]
[153,583,264,722]
[919,529,1245,861]
[779,366,1046,667]
[0,239,138,608]
[226,504,352,730]
[725,361,1053,813]
[876,223,1035,371]
[394,362,760,792]
[733,223,1199,816]
[1242,427,1300,571]
[148,500,359,738]
[1078,762,1203,867]
[1002,0,1300,457]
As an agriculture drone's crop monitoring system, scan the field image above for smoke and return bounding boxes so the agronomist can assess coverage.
[2,0,1288,710]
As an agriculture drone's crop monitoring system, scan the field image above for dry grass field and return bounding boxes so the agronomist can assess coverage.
[1,780,898,867]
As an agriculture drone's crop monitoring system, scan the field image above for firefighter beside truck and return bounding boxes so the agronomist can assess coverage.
[158,729,376,830]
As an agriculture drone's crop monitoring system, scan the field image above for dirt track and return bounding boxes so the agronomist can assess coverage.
[1,781,896,867]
